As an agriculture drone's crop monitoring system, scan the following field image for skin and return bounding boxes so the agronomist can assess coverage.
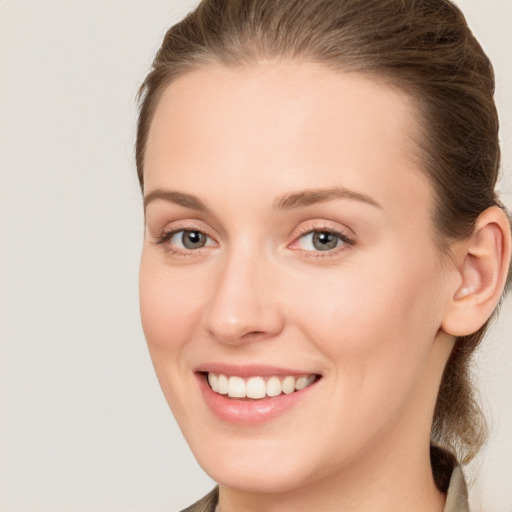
[139,61,465,512]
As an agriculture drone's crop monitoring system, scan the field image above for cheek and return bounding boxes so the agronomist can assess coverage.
[287,245,445,402]
[290,264,440,350]
[139,253,205,355]
[139,253,211,418]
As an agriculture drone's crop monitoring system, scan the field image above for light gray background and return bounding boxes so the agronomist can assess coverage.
[1,1,510,511]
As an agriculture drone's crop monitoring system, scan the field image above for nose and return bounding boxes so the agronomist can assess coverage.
[203,248,284,346]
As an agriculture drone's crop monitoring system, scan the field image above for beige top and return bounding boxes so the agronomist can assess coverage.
[444,466,470,512]
[180,467,469,512]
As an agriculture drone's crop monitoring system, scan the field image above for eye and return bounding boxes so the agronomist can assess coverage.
[159,229,216,251]
[295,230,352,252]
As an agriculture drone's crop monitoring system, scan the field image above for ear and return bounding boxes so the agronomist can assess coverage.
[442,206,512,337]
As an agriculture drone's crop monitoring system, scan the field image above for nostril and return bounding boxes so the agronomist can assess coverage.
[241,330,266,340]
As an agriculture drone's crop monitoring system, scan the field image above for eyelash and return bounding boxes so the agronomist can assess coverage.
[153,225,356,257]
[154,228,217,255]
[290,226,356,257]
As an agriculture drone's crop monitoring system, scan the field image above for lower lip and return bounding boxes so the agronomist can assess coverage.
[197,373,319,425]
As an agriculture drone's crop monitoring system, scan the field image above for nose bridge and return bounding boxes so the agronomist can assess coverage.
[203,240,282,344]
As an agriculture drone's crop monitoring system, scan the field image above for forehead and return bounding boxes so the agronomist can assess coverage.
[144,61,432,219]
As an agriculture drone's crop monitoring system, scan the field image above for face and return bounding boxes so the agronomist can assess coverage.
[140,62,455,493]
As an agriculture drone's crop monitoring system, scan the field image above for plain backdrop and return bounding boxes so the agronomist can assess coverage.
[1,1,511,511]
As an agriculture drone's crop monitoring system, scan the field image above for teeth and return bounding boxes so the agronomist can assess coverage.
[282,375,295,394]
[217,374,229,395]
[208,373,218,392]
[295,375,315,390]
[266,376,282,397]
[228,376,245,398]
[246,376,266,399]
[207,373,316,399]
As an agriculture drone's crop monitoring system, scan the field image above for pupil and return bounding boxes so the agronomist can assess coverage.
[183,231,205,249]
[313,232,338,251]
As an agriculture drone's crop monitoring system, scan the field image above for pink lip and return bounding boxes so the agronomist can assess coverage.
[195,370,320,425]
[194,363,315,378]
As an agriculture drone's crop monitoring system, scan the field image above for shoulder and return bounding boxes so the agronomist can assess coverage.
[180,487,219,512]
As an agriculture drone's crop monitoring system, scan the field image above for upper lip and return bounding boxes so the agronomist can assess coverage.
[194,363,320,378]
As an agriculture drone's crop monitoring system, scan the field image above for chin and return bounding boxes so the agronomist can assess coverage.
[189,435,324,494]
[206,460,310,494]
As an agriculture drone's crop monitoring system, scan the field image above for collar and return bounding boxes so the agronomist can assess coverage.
[443,466,470,512]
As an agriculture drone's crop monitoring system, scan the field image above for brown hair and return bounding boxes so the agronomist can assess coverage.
[136,0,511,484]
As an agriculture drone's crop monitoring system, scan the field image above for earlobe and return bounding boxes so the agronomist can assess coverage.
[442,206,512,337]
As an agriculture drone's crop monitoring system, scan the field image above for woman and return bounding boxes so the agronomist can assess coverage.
[136,1,512,511]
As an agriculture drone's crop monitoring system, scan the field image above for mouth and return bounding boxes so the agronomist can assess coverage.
[195,364,322,424]
[204,372,318,400]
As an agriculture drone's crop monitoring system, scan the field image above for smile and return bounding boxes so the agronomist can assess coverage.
[196,368,322,424]
[207,373,316,399]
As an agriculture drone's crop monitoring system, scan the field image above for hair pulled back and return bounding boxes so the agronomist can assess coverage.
[136,0,511,482]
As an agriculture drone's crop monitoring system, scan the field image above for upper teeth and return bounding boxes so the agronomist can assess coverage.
[207,373,316,399]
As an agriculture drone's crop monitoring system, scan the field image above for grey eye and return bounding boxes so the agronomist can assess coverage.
[297,231,345,251]
[312,231,340,250]
[169,230,213,250]
[181,230,206,249]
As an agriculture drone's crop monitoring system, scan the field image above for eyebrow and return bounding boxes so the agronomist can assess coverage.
[143,186,382,213]
[274,187,382,210]
[144,189,209,212]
